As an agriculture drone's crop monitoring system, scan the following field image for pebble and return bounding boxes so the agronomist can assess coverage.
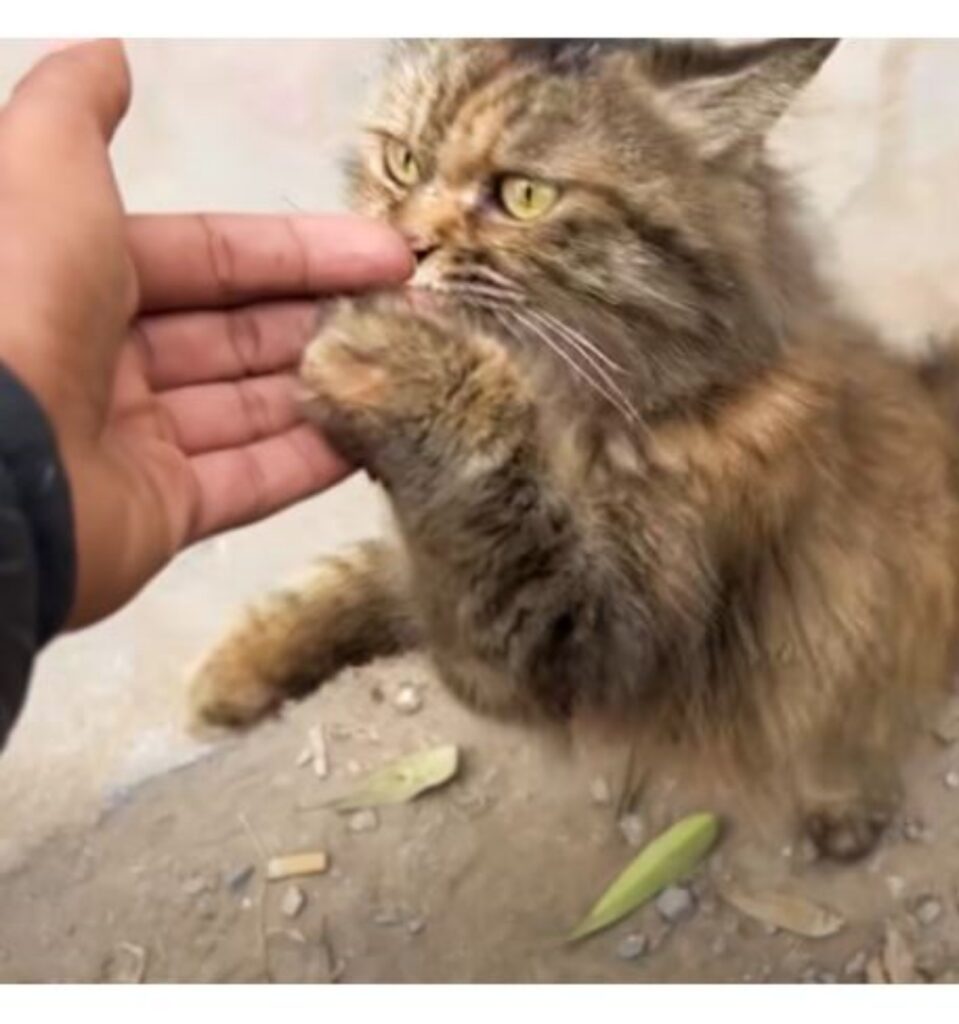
[182,874,212,897]
[844,951,868,978]
[281,885,306,919]
[393,686,423,714]
[915,896,943,927]
[886,875,907,899]
[348,809,379,833]
[618,813,646,848]
[406,917,427,936]
[656,885,695,924]
[590,776,612,806]
[945,770,959,790]
[225,865,255,893]
[615,933,649,961]
[903,819,931,843]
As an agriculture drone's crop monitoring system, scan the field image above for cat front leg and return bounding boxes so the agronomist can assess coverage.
[301,297,645,720]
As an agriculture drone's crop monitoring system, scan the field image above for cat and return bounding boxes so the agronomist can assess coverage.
[188,39,959,861]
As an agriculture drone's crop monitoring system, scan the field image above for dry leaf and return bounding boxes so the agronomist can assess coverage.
[721,885,845,938]
[568,811,721,942]
[882,922,918,984]
[328,745,459,812]
[266,850,329,881]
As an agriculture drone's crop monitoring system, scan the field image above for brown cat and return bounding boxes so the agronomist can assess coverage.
[189,39,959,861]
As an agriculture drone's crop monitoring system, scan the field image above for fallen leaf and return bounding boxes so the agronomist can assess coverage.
[568,811,720,942]
[881,922,918,984]
[327,745,459,812]
[721,885,845,938]
[266,850,329,881]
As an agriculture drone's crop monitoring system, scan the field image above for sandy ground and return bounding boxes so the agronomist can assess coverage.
[1,39,959,983]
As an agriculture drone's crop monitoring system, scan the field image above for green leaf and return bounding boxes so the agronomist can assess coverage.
[568,811,721,942]
[328,744,459,811]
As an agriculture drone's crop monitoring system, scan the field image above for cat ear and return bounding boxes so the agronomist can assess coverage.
[641,39,838,158]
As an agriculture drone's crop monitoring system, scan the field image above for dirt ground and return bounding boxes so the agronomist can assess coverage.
[1,653,957,983]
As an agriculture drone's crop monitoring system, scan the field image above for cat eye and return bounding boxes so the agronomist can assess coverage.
[383,138,420,188]
[497,175,560,221]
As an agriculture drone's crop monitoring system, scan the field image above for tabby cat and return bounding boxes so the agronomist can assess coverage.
[189,40,959,861]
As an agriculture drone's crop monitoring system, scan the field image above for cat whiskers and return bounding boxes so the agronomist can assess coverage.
[495,308,640,425]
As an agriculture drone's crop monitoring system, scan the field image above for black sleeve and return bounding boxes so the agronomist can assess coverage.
[0,363,75,751]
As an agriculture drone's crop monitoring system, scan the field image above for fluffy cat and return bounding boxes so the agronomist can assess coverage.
[189,40,959,861]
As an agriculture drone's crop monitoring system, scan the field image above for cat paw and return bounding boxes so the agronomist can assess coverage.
[299,296,495,467]
[803,803,892,862]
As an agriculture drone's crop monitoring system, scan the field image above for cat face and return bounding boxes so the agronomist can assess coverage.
[348,40,836,413]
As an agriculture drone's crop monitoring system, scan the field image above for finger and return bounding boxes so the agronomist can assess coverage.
[158,374,301,454]
[128,213,413,313]
[6,39,130,145]
[188,424,353,539]
[135,301,320,389]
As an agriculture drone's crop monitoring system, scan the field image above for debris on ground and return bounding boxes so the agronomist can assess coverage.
[867,922,920,983]
[393,686,423,715]
[307,725,329,778]
[266,851,329,881]
[406,917,426,936]
[181,874,213,897]
[347,809,379,833]
[720,885,845,938]
[886,875,907,899]
[617,813,646,848]
[281,885,306,919]
[615,932,649,960]
[590,776,612,806]
[914,896,943,927]
[656,885,696,924]
[932,704,959,745]
[225,865,255,893]
[102,942,148,983]
[568,811,720,941]
[944,770,959,791]
[326,745,460,812]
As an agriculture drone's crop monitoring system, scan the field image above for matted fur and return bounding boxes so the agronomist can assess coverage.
[190,40,959,861]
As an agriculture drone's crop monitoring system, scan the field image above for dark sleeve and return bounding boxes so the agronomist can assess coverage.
[0,363,75,751]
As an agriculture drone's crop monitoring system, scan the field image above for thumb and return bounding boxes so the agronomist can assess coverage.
[10,39,131,144]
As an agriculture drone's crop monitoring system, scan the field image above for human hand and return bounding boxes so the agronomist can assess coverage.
[0,40,412,626]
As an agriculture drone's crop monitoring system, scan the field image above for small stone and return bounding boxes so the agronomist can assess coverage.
[903,819,930,843]
[762,923,779,937]
[656,885,695,924]
[295,747,312,768]
[618,813,646,848]
[590,776,612,805]
[240,897,253,911]
[406,917,426,936]
[780,844,794,859]
[393,686,423,714]
[944,770,959,790]
[225,865,255,893]
[348,809,379,833]
[915,896,943,927]
[844,950,868,977]
[281,885,306,919]
[886,875,907,899]
[182,874,211,897]
[615,932,649,960]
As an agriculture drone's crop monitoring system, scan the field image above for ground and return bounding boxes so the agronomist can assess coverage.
[1,40,959,984]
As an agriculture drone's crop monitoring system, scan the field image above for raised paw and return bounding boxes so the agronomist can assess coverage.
[299,295,500,472]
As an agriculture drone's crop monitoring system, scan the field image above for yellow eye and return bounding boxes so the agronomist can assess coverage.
[383,139,420,187]
[498,175,559,221]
